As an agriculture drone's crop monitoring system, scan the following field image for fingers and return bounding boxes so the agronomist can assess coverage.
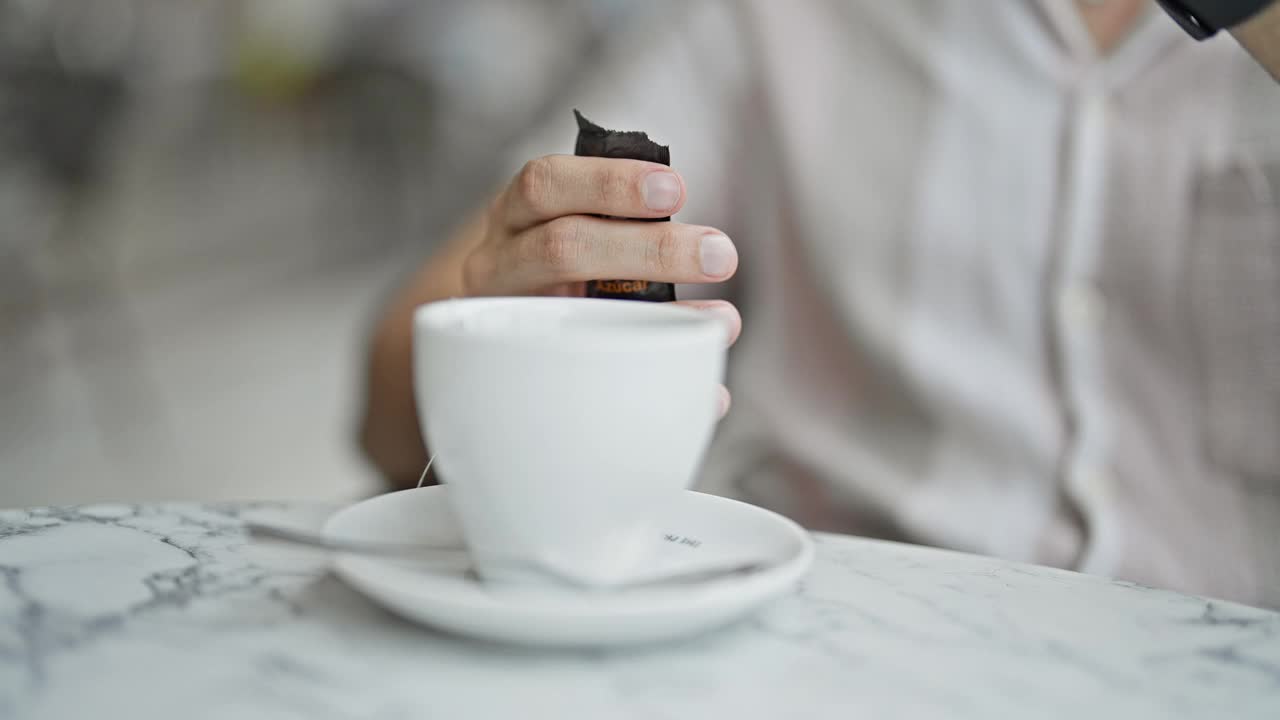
[486,216,737,295]
[674,299,742,347]
[678,300,738,419]
[502,155,686,230]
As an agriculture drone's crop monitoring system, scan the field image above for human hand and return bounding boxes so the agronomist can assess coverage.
[461,155,741,414]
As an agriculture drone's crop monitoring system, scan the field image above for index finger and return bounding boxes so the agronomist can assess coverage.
[501,155,686,230]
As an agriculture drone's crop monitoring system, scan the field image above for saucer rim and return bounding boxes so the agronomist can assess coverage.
[325,486,815,620]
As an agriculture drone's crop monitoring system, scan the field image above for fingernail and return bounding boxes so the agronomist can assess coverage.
[699,234,737,278]
[643,171,681,211]
[717,386,732,418]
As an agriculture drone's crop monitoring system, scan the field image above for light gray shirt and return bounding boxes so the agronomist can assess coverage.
[508,1,1280,608]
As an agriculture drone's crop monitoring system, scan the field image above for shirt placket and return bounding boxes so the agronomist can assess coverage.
[1037,4,1182,577]
[1053,67,1117,576]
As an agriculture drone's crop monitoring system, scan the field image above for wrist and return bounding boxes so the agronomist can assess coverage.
[1157,0,1274,39]
[1233,1,1280,81]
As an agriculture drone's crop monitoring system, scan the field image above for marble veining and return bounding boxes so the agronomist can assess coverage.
[0,503,1276,720]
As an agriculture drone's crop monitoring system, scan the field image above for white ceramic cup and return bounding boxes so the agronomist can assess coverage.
[413,297,728,588]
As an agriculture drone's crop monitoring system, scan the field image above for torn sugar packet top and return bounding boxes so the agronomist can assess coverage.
[573,110,677,303]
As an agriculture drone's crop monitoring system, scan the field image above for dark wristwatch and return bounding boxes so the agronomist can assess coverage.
[1157,0,1273,39]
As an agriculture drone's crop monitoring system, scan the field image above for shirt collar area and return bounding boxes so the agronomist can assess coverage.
[1033,0,1190,86]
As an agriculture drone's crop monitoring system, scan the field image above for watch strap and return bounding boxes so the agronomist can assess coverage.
[1157,0,1272,39]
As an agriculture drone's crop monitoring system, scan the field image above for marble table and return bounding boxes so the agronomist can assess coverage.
[1,503,1277,719]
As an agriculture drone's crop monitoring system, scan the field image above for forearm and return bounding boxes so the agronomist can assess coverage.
[1232,0,1280,81]
[1158,0,1280,79]
[359,209,487,487]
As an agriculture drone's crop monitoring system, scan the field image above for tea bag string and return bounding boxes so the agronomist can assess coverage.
[416,453,438,489]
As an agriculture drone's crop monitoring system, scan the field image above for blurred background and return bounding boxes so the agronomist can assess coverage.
[0,0,669,506]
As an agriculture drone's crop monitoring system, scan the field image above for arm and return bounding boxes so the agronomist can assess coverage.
[357,209,485,486]
[1157,0,1280,80]
[1233,1,1280,81]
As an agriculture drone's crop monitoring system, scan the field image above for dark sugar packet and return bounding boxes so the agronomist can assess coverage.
[573,110,676,303]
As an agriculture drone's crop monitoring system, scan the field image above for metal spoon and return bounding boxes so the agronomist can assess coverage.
[244,522,768,591]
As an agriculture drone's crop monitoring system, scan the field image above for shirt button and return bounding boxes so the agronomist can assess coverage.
[1060,285,1106,329]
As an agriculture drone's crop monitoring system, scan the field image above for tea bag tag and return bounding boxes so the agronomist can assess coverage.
[416,453,437,489]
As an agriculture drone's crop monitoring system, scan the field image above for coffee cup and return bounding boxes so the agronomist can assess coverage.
[413,297,727,588]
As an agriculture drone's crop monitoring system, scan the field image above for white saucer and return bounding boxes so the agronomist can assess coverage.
[323,486,814,647]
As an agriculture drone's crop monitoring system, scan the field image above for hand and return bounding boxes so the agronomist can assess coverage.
[462,154,741,415]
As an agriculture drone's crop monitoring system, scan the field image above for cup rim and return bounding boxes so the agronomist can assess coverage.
[414,297,727,350]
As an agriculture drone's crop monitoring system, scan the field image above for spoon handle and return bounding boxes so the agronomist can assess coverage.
[244,522,767,590]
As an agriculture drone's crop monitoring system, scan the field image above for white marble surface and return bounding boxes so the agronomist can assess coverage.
[0,503,1277,720]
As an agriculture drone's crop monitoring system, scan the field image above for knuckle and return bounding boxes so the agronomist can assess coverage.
[514,157,557,213]
[647,224,682,274]
[537,217,587,272]
[594,169,635,208]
